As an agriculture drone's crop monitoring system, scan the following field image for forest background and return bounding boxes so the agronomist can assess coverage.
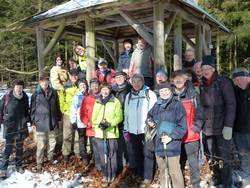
[0,0,249,84]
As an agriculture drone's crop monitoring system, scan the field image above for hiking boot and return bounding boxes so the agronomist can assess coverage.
[16,166,24,174]
[140,179,151,188]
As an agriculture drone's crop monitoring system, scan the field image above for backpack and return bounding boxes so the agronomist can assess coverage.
[0,91,11,124]
[127,89,150,105]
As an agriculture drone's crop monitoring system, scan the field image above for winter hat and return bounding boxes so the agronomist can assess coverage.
[78,79,88,88]
[201,55,216,68]
[100,83,112,91]
[232,67,249,78]
[115,71,127,77]
[157,82,172,92]
[98,58,108,65]
[39,73,49,81]
[156,69,168,77]
[69,68,79,76]
[89,78,100,85]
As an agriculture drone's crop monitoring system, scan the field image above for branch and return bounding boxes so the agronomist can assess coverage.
[0,64,48,75]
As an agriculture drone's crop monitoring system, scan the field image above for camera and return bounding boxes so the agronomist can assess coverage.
[99,119,111,130]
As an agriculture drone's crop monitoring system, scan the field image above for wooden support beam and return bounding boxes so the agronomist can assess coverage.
[216,34,220,73]
[113,40,119,68]
[173,16,182,71]
[36,27,45,78]
[182,34,195,49]
[154,0,165,71]
[204,28,212,55]
[165,3,210,30]
[85,15,96,83]
[165,12,177,41]
[195,25,203,61]
[119,10,154,46]
[43,20,66,57]
[101,40,116,65]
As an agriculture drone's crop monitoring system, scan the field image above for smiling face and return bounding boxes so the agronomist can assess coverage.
[156,74,168,85]
[201,65,215,80]
[131,77,144,91]
[79,82,87,93]
[101,87,111,98]
[115,75,126,85]
[13,85,23,96]
[138,38,146,49]
[185,49,195,62]
[75,46,85,56]
[39,79,49,91]
[233,76,250,90]
[90,83,100,94]
[124,42,132,51]
[159,88,172,100]
[55,56,63,66]
[173,75,187,91]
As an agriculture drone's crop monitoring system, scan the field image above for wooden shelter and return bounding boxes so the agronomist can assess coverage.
[5,0,230,81]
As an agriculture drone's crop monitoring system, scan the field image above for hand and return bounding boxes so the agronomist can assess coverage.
[161,135,172,144]
[32,124,36,131]
[146,118,157,128]
[222,126,232,140]
[72,123,78,130]
[99,121,111,130]
[123,131,131,142]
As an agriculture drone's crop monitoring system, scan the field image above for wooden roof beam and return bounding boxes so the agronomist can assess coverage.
[101,40,116,65]
[119,10,154,46]
[164,11,177,41]
[182,33,195,49]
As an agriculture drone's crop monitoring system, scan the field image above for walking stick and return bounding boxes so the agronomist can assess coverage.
[162,133,172,188]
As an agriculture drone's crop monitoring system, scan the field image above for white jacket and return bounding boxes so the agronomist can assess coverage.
[124,87,157,135]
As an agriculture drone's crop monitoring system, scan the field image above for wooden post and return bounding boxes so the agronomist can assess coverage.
[164,12,177,41]
[216,34,220,73]
[82,35,86,48]
[43,20,65,57]
[154,0,165,71]
[173,16,182,71]
[205,29,212,55]
[85,15,96,83]
[36,27,45,78]
[113,40,119,69]
[195,25,203,61]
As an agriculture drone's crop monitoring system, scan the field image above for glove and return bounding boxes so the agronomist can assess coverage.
[123,131,131,142]
[72,123,78,130]
[222,126,232,140]
[99,120,111,130]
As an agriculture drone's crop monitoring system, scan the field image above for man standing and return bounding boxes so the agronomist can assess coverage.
[200,55,236,188]
[30,76,61,171]
[0,80,30,176]
[232,68,250,182]
[183,49,196,69]
[129,37,154,88]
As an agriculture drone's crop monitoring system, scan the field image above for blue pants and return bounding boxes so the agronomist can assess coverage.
[117,130,129,172]
[96,138,118,179]
[90,137,101,170]
[144,145,156,180]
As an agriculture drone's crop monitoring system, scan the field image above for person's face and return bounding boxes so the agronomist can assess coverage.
[69,61,77,69]
[98,63,108,71]
[115,75,126,85]
[185,50,195,62]
[14,85,23,96]
[75,46,85,56]
[233,77,250,90]
[138,39,146,49]
[159,88,172,100]
[70,75,78,83]
[201,65,215,80]
[90,83,99,94]
[56,56,63,66]
[39,80,49,90]
[194,62,202,78]
[124,42,132,51]
[79,83,87,93]
[101,87,111,98]
[173,75,187,90]
[156,74,168,85]
[131,78,144,91]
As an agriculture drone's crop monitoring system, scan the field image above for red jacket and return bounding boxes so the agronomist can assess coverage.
[80,94,97,137]
[93,69,116,85]
[181,99,200,143]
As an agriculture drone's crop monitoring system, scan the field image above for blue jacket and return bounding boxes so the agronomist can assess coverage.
[147,96,187,157]
[117,49,133,71]
[70,91,86,128]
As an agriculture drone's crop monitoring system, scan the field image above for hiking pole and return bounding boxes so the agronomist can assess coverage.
[162,133,172,188]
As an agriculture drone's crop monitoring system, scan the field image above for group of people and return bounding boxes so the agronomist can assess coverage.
[0,36,249,188]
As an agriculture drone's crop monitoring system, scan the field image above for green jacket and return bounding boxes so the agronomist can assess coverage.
[92,95,123,139]
[59,81,78,115]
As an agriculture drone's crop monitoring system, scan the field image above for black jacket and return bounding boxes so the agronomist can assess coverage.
[234,84,250,133]
[200,74,236,136]
[112,82,131,108]
[0,90,30,140]
[30,86,61,132]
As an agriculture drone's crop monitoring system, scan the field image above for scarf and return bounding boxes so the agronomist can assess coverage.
[13,91,23,99]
